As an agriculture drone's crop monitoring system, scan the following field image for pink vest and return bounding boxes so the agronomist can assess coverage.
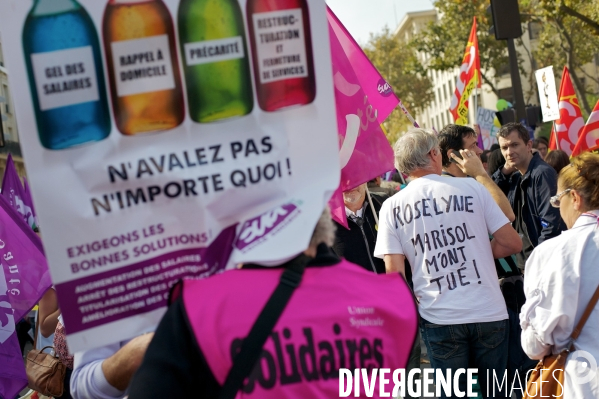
[183,260,417,398]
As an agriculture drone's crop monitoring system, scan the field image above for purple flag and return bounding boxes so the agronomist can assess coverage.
[23,177,38,230]
[0,323,27,399]
[1,153,36,230]
[0,194,52,399]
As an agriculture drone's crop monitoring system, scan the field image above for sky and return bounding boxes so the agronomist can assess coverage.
[326,0,435,46]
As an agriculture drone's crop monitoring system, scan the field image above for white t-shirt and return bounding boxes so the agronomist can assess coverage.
[374,174,508,325]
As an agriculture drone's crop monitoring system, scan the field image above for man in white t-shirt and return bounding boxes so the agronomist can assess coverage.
[374,129,522,398]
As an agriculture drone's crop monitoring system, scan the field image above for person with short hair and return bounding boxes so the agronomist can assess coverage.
[332,183,387,273]
[492,122,566,270]
[438,124,514,221]
[481,149,491,171]
[520,152,599,399]
[487,149,505,177]
[532,137,549,160]
[375,128,522,398]
[544,149,570,174]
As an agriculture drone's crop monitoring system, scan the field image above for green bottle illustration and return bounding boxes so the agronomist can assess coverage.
[178,0,253,123]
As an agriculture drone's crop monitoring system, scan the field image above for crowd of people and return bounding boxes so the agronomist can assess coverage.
[20,123,599,399]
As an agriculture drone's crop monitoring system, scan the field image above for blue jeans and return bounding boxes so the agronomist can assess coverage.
[420,318,509,399]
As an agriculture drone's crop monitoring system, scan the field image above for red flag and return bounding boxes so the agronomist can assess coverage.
[549,67,585,155]
[449,17,481,125]
[571,100,599,156]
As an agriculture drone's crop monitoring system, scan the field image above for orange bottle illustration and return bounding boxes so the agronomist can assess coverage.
[103,0,184,135]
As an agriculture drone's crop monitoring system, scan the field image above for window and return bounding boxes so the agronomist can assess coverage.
[2,84,9,114]
[528,22,542,41]
[496,63,510,77]
[497,87,514,104]
[7,127,12,141]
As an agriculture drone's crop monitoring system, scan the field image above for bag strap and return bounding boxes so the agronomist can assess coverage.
[218,254,311,399]
[32,309,40,350]
[571,284,599,341]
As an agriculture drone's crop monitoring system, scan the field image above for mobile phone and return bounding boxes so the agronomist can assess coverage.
[449,150,463,163]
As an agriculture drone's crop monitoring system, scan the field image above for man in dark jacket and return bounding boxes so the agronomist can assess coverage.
[332,183,387,274]
[492,122,566,269]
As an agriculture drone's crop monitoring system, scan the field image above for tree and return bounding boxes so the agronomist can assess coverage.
[410,0,512,97]
[530,0,599,115]
[539,0,599,35]
[410,0,599,116]
[362,28,434,143]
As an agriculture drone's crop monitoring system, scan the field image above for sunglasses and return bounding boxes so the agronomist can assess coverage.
[550,188,572,208]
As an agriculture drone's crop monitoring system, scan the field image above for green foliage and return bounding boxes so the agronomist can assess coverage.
[410,0,512,95]
[362,27,434,144]
[410,0,599,114]
[531,0,599,115]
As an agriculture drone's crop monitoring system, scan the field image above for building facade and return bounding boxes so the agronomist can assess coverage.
[0,34,27,180]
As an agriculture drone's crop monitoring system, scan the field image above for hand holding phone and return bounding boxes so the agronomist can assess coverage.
[449,150,463,164]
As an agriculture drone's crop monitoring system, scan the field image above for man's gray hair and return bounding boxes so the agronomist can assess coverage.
[393,128,438,175]
[310,207,336,248]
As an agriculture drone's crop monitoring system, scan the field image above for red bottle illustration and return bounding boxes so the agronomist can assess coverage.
[246,0,316,112]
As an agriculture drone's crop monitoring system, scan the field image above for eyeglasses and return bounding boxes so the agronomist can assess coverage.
[550,188,572,208]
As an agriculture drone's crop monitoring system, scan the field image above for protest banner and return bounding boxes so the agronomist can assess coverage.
[476,107,499,149]
[0,193,52,399]
[535,66,560,122]
[326,7,396,227]
[0,0,339,351]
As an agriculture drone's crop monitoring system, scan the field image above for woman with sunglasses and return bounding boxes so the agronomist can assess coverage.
[520,152,599,398]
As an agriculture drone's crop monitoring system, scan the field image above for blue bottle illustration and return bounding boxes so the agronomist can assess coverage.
[23,0,111,150]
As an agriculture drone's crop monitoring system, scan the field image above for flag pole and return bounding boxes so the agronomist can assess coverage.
[553,121,560,150]
[398,172,406,185]
[473,72,479,128]
[397,99,420,128]
[365,187,379,226]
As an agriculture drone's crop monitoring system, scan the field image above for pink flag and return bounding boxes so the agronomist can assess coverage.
[1,153,37,229]
[0,194,52,399]
[327,7,397,227]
